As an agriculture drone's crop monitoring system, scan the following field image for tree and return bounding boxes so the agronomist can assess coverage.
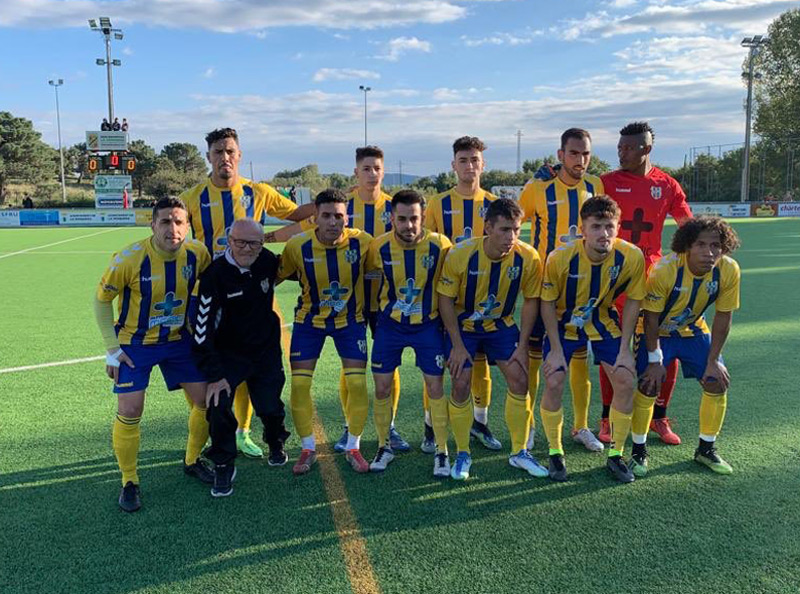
[142,158,189,200]
[128,139,159,198]
[63,143,88,183]
[160,142,207,176]
[0,112,58,204]
[752,9,800,142]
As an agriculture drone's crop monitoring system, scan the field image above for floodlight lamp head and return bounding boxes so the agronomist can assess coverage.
[753,35,762,43]
[112,59,122,66]
[114,32,124,40]
[96,58,105,65]
[741,37,753,45]
[99,16,112,29]
[88,19,98,29]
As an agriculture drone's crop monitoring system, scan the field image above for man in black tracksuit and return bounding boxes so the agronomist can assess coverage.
[192,218,289,497]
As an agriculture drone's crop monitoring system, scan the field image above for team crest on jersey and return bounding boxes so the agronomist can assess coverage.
[261,278,271,293]
[344,249,359,264]
[650,186,663,200]
[240,194,253,210]
[705,280,718,296]
[181,265,193,280]
[507,266,521,280]
[608,265,621,281]
[380,210,392,225]
[421,255,437,270]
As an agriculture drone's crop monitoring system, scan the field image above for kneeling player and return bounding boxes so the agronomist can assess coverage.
[437,198,547,481]
[366,190,452,474]
[629,216,741,476]
[94,197,213,512]
[540,196,645,483]
[278,189,373,475]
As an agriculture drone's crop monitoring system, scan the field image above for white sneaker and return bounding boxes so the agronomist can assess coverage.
[369,446,395,472]
[433,452,450,477]
[572,428,604,452]
[508,449,548,477]
[526,427,536,450]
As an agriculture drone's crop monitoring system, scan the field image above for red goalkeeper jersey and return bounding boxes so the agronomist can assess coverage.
[601,167,692,268]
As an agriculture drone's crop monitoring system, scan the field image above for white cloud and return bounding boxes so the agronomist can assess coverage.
[461,29,543,47]
[378,36,432,61]
[313,68,380,82]
[614,35,744,77]
[203,67,216,78]
[122,47,133,56]
[0,0,470,31]
[433,87,492,101]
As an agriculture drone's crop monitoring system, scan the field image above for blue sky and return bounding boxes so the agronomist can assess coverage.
[0,0,793,178]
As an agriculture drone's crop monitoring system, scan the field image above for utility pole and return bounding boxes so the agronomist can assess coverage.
[740,35,769,203]
[359,85,371,146]
[48,79,67,203]
[515,129,523,173]
[398,160,403,185]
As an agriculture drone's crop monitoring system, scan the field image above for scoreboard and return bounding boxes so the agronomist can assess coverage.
[88,153,137,173]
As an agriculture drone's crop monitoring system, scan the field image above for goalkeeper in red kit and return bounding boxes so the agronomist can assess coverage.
[595,122,692,444]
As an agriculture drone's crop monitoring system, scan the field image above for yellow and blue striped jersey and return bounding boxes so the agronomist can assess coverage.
[347,189,393,313]
[366,230,452,325]
[642,252,740,337]
[437,237,542,333]
[541,238,646,341]
[278,228,372,330]
[96,238,211,346]
[181,177,298,258]
[425,187,496,244]
[519,174,604,261]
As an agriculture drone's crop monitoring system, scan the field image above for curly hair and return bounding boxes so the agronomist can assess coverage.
[619,121,654,143]
[453,136,486,155]
[670,215,741,255]
[205,127,239,148]
[580,195,621,221]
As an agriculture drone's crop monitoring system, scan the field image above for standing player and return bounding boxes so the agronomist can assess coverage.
[519,128,605,454]
[94,197,212,512]
[595,122,693,444]
[334,146,409,455]
[437,198,547,481]
[629,216,741,477]
[539,196,645,483]
[180,128,314,459]
[366,190,452,475]
[427,136,499,452]
[278,189,372,475]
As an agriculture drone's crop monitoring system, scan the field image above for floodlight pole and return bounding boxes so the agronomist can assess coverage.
[49,79,67,203]
[104,31,115,122]
[740,35,769,203]
[359,85,371,145]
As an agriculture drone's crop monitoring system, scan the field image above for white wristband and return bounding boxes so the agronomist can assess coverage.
[647,348,663,364]
[105,348,124,368]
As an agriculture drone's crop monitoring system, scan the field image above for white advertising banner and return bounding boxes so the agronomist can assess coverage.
[85,131,129,152]
[777,203,800,217]
[727,204,751,218]
[59,210,137,226]
[691,203,730,216]
[0,210,20,227]
[491,186,523,201]
[94,175,132,208]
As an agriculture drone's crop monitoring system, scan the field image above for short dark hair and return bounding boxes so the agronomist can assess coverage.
[671,216,740,255]
[560,128,592,150]
[205,128,239,148]
[314,188,348,207]
[580,195,621,221]
[485,198,523,224]
[356,145,384,163]
[152,196,187,219]
[619,121,654,143]
[391,189,426,211]
[453,136,486,155]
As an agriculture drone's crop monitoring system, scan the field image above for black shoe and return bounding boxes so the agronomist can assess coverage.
[469,420,503,450]
[548,454,568,482]
[211,464,236,497]
[267,444,288,467]
[118,481,141,513]
[607,455,635,483]
[184,459,215,484]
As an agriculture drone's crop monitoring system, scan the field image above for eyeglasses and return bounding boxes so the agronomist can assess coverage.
[230,238,262,250]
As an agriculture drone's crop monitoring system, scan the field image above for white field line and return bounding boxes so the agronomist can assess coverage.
[0,324,295,375]
[0,228,121,260]
[0,250,112,255]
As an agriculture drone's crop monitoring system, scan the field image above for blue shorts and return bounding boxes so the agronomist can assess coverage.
[115,338,206,394]
[290,322,368,362]
[371,317,445,376]
[543,335,621,369]
[445,323,519,369]
[635,333,719,379]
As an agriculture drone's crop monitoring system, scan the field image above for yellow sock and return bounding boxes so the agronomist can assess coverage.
[631,389,656,437]
[699,391,727,438]
[428,396,449,453]
[391,369,401,422]
[113,414,141,486]
[338,368,349,420]
[233,383,253,432]
[291,370,315,438]
[609,406,632,456]
[471,356,492,409]
[448,397,473,454]
[185,404,209,465]
[528,352,542,430]
[540,406,564,455]
[373,397,392,446]
[344,368,368,436]
[504,390,531,453]
[569,351,591,431]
